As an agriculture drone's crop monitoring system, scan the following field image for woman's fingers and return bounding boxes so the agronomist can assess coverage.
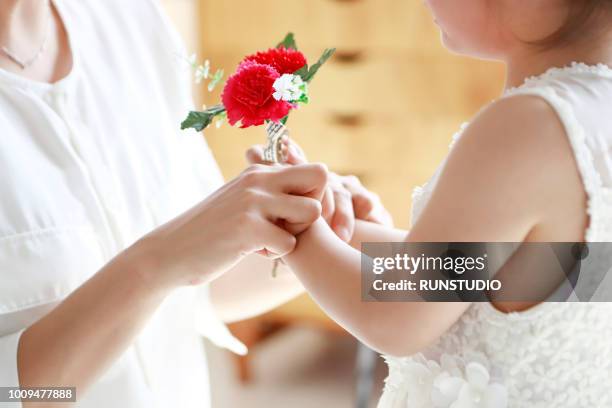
[237,164,328,247]
[271,163,328,200]
[256,220,297,258]
[262,194,322,225]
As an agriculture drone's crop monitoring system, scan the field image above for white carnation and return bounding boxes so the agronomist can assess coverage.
[272,74,306,102]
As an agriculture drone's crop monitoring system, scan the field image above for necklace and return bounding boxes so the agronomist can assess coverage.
[0,6,52,70]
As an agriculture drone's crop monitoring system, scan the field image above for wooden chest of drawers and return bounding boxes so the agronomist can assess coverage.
[196,0,504,228]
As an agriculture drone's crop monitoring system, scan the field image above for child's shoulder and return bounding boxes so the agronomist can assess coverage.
[454,93,571,174]
[424,93,587,240]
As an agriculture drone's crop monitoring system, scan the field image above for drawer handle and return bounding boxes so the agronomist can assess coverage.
[329,112,365,127]
[334,49,365,64]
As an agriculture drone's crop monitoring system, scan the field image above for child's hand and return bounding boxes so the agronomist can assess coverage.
[246,137,393,242]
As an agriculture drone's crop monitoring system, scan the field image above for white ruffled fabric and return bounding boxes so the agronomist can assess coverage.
[380,352,507,408]
[379,62,612,408]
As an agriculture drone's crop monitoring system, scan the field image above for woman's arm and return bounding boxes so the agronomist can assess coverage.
[284,95,584,356]
[17,249,169,396]
[15,164,327,402]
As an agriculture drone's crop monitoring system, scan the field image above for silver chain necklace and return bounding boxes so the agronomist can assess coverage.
[0,7,52,70]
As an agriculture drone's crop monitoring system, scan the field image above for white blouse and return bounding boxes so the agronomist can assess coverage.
[0,1,245,407]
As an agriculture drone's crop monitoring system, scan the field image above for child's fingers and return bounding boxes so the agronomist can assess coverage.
[245,144,266,164]
[321,186,335,222]
[330,187,356,242]
[281,136,308,165]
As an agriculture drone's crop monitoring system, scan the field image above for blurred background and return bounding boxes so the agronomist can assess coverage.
[160,0,504,407]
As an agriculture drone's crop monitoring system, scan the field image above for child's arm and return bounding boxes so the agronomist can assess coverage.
[284,94,585,356]
[349,219,408,248]
[285,217,472,356]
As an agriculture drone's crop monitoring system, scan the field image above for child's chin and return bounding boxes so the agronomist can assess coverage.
[439,31,465,55]
[439,32,492,60]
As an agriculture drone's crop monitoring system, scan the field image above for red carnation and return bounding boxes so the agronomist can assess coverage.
[242,47,307,75]
[221,61,293,128]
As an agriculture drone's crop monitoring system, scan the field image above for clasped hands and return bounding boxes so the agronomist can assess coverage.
[245,136,392,258]
[135,137,391,289]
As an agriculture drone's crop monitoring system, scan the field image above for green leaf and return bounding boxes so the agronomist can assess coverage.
[280,115,289,125]
[181,111,214,131]
[294,64,309,80]
[181,105,226,131]
[302,48,336,83]
[297,93,309,104]
[277,32,297,50]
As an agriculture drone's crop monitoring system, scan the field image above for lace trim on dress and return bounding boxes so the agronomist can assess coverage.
[502,61,612,243]
[412,62,610,241]
[503,86,603,242]
[412,61,612,223]
[504,61,612,94]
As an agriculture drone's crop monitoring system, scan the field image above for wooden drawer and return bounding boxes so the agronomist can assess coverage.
[308,51,503,118]
[285,113,468,228]
[358,0,442,52]
[199,0,372,52]
[199,0,445,54]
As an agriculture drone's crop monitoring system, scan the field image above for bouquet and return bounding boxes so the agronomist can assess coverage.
[181,33,335,163]
[181,33,335,276]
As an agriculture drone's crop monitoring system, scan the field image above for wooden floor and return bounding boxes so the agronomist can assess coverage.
[205,326,387,408]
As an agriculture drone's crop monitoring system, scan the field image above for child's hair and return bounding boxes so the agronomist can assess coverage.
[536,0,612,47]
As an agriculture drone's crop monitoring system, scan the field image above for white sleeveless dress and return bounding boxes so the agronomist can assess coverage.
[378,63,612,408]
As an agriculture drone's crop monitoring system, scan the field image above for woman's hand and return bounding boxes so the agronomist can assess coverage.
[246,137,393,242]
[132,163,327,289]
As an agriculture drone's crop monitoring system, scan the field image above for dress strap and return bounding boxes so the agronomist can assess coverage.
[503,86,605,242]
